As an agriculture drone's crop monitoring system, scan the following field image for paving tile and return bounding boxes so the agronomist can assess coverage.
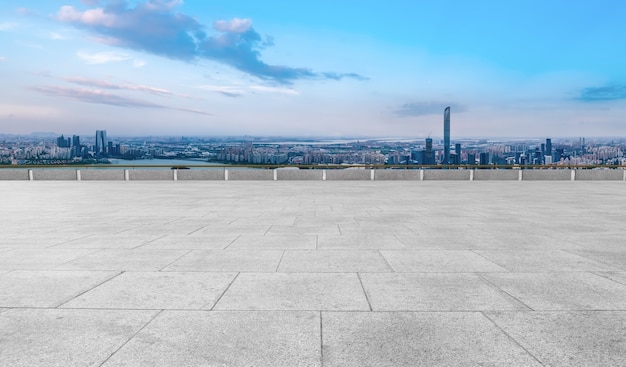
[360,273,527,311]
[566,248,626,271]
[595,271,626,286]
[317,235,406,250]
[101,311,320,367]
[278,250,392,272]
[0,234,90,248]
[380,250,507,272]
[545,232,625,247]
[0,270,118,307]
[338,223,413,235]
[228,234,317,249]
[55,249,189,271]
[0,308,158,367]
[0,249,97,270]
[230,216,297,226]
[322,311,541,367]
[139,234,238,249]
[393,232,480,249]
[214,273,370,311]
[192,225,271,236]
[164,250,283,272]
[474,249,621,272]
[487,311,626,367]
[295,216,358,226]
[52,234,165,249]
[470,232,583,250]
[62,272,237,310]
[483,272,626,310]
[266,225,341,236]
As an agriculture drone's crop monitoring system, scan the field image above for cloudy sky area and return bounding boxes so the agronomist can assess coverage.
[1,0,625,138]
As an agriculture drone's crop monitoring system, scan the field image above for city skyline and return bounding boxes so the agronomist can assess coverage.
[1,1,626,137]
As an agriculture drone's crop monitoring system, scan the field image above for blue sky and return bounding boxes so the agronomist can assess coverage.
[1,0,625,138]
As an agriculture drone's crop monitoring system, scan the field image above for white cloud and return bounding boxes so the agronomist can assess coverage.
[213,18,252,34]
[197,84,299,97]
[77,50,129,64]
[133,59,146,68]
[49,32,64,40]
[0,22,17,31]
[57,6,117,27]
[250,85,300,95]
[145,0,183,11]
[0,56,6,61]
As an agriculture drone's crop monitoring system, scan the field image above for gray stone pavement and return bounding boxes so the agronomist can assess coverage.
[0,181,625,366]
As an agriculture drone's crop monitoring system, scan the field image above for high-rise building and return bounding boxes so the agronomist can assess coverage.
[95,130,107,157]
[467,153,476,165]
[546,138,552,156]
[424,138,435,165]
[443,106,450,164]
[454,143,461,165]
[479,152,490,166]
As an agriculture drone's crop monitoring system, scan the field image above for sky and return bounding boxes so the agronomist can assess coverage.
[1,0,625,138]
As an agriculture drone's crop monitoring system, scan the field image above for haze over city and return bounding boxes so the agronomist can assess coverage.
[1,0,625,137]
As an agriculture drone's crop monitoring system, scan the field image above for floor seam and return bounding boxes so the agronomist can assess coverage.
[476,273,535,311]
[223,234,241,250]
[376,250,396,272]
[480,311,546,366]
[97,309,163,367]
[275,250,286,272]
[158,249,193,271]
[210,272,240,311]
[356,272,373,311]
[55,271,124,308]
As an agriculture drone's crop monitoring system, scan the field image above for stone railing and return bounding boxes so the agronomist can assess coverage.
[0,166,625,181]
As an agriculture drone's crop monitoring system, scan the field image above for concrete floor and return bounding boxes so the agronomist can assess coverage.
[0,181,625,366]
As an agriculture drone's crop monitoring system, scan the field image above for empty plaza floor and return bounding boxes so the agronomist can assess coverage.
[1,180,625,366]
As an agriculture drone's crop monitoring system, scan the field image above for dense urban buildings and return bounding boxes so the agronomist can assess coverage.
[0,131,624,167]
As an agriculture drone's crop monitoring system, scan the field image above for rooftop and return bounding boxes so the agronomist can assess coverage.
[1,180,625,366]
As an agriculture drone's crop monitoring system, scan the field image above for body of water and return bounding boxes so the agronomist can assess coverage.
[107,158,225,169]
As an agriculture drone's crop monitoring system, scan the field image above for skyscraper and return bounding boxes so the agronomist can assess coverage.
[95,130,107,157]
[443,107,450,164]
[424,138,435,165]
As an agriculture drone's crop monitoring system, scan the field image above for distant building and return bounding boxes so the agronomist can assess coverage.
[423,138,435,165]
[454,143,461,165]
[95,130,107,157]
[443,107,450,164]
[479,152,490,166]
[467,153,476,165]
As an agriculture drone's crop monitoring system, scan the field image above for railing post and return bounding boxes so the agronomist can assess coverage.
[224,169,229,181]
[370,169,375,181]
[124,169,129,181]
[273,169,277,181]
[173,169,178,181]
[469,170,474,181]
[322,169,326,181]
[28,169,33,181]
[76,169,81,181]
[518,170,523,181]
[571,169,576,181]
[419,169,424,181]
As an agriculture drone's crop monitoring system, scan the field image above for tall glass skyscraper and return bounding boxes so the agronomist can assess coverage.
[443,107,450,164]
[95,130,107,157]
